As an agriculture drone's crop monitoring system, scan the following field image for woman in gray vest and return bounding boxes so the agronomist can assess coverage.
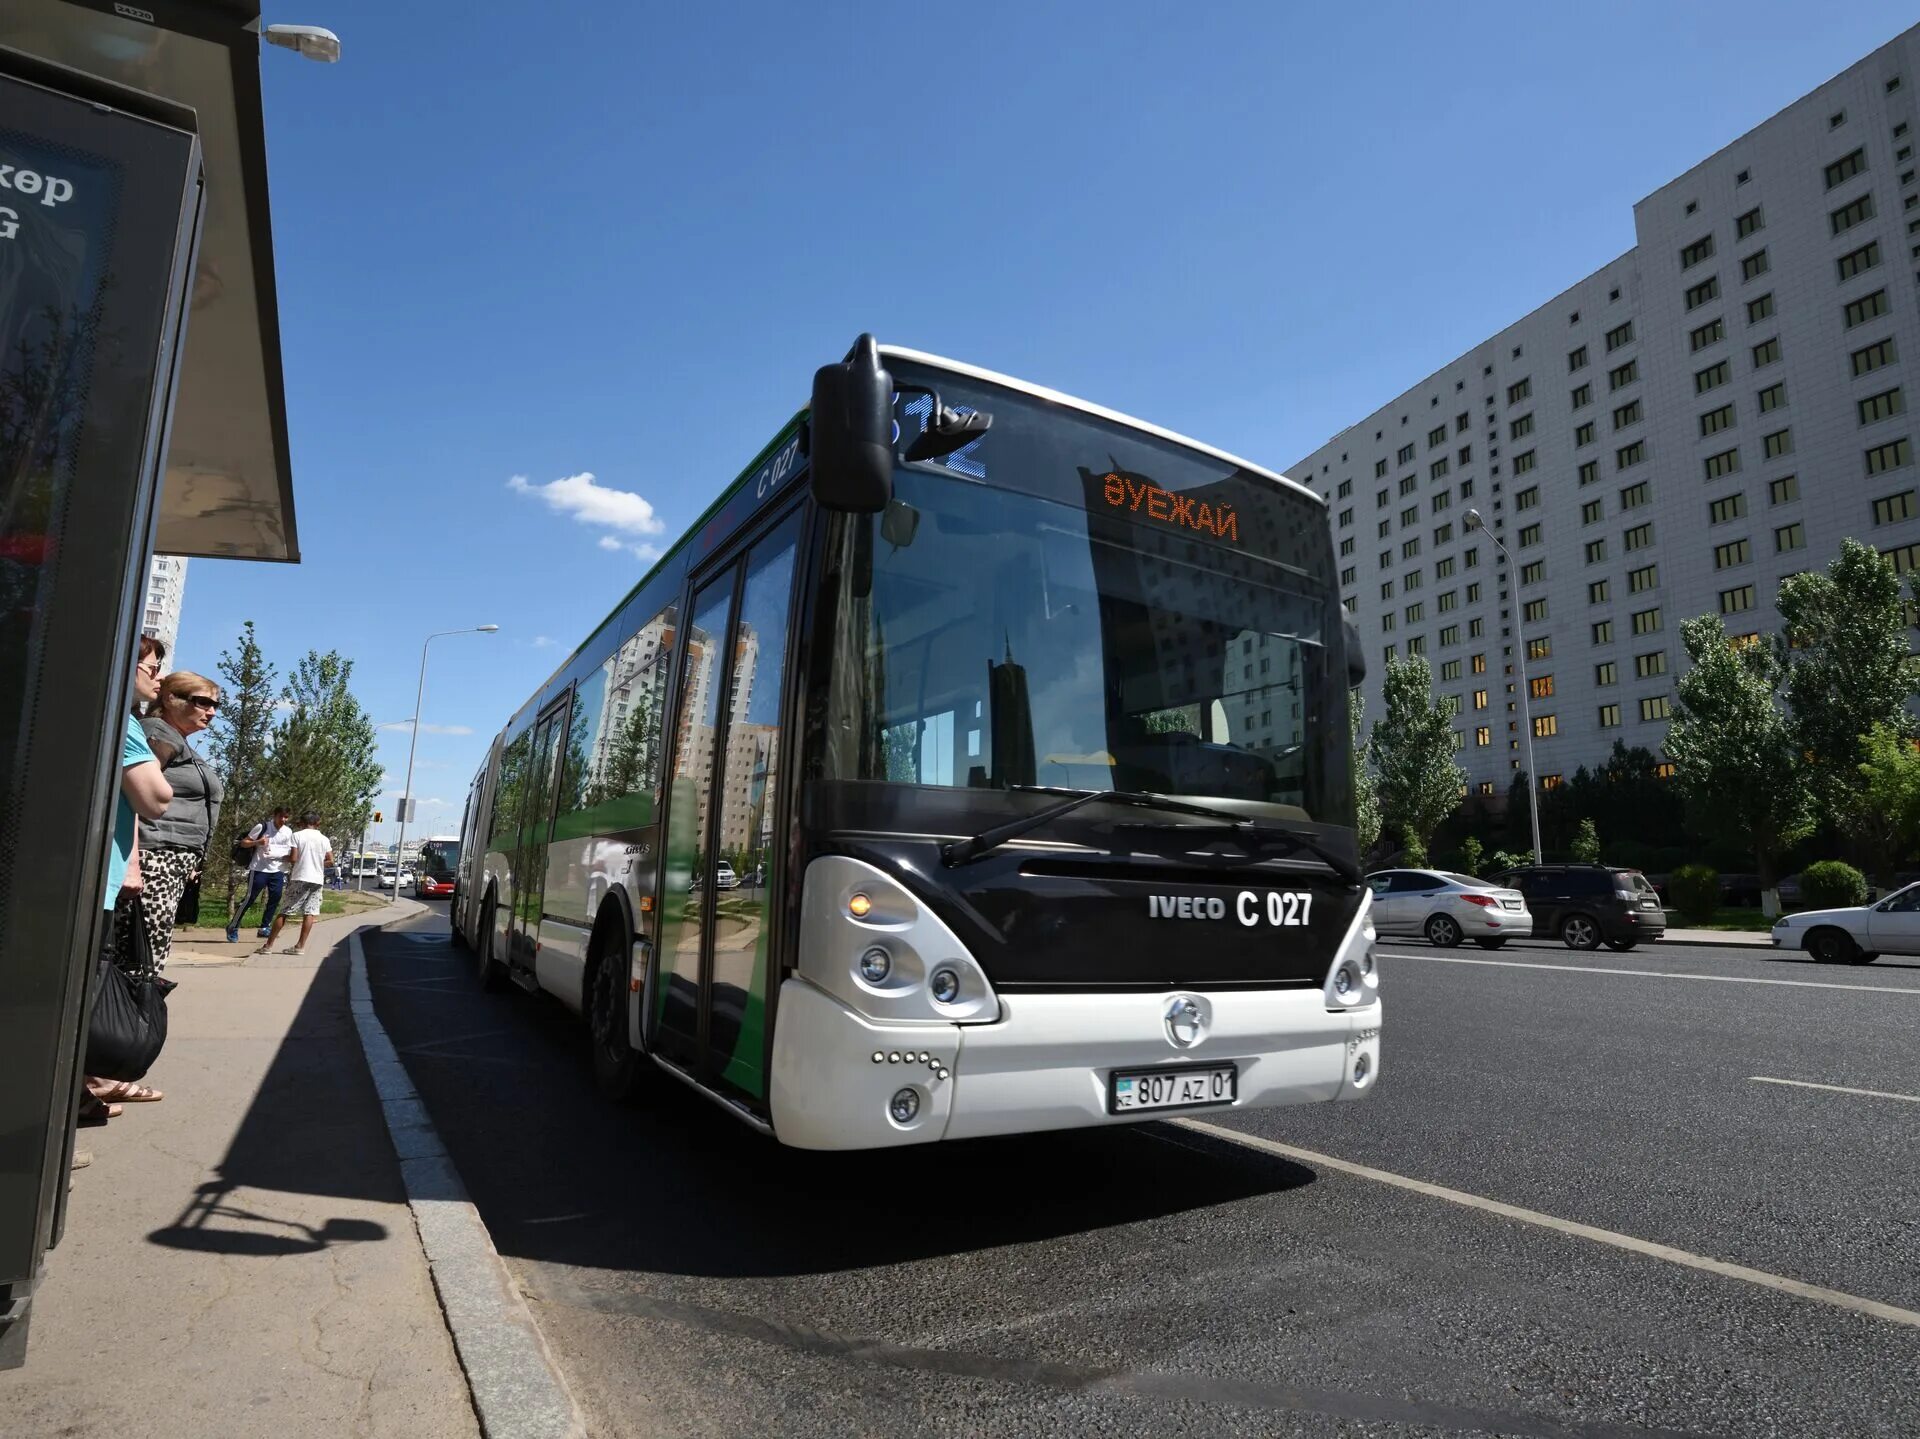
[116,669,225,975]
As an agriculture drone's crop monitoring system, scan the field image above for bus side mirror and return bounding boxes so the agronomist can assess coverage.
[1344,611,1366,688]
[810,334,894,513]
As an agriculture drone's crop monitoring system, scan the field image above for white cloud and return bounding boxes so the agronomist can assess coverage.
[383,791,449,805]
[596,535,623,552]
[377,720,475,735]
[530,635,557,649]
[508,471,665,539]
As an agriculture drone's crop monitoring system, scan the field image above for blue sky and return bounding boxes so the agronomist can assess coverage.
[182,0,1918,846]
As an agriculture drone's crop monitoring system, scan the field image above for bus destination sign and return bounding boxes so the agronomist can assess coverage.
[1086,465,1240,543]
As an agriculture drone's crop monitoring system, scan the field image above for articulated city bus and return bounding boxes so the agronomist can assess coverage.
[450,337,1380,1149]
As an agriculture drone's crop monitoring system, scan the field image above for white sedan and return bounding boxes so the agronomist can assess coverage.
[1366,868,1533,949]
[1770,881,1920,964]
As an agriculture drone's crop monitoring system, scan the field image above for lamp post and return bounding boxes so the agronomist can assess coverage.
[1464,509,1542,864]
[394,626,499,896]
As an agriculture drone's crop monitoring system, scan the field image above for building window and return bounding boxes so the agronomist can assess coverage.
[1735,208,1764,240]
[1533,714,1558,738]
[1459,446,1473,467]
[1515,485,1540,510]
[1837,239,1882,281]
[1599,703,1622,728]
[1473,689,1489,710]
[1513,449,1537,474]
[1866,438,1913,476]
[1465,547,1480,568]
[1400,504,1418,525]
[1852,337,1898,376]
[1578,460,1599,487]
[1375,458,1389,478]
[1441,659,1462,681]
[1575,421,1596,446]
[1684,276,1720,310]
[1572,382,1593,409]
[1747,292,1775,323]
[1405,602,1424,623]
[1757,382,1787,413]
[1432,489,1452,513]
[1429,424,1448,448]
[1769,475,1800,505]
[1528,636,1552,661]
[1433,522,1453,545]
[1340,537,1355,556]
[1403,538,1421,559]
[1475,726,1491,747]
[1585,539,1608,566]
[1624,522,1654,550]
[1690,317,1726,351]
[1378,520,1391,538]
[1845,289,1889,328]
[1582,500,1605,527]
[1397,443,1416,465]
[1860,388,1906,425]
[1752,336,1782,368]
[1401,475,1418,496]
[1775,522,1805,552]
[1634,650,1668,679]
[1436,555,1455,577]
[1530,675,1554,699]
[1471,653,1487,675]
[1883,542,1920,575]
[1380,579,1396,600]
[1704,448,1741,480]
[1439,623,1460,646]
[1378,489,1390,509]
[1713,538,1751,569]
[1509,413,1534,440]
[1719,585,1755,615]
[1694,360,1729,393]
[1569,345,1589,372]
[1519,522,1542,547]
[1699,403,1736,436]
[1613,399,1644,430]
[1830,194,1876,236]
[1709,493,1747,524]
[1679,234,1715,268]
[1628,563,1658,592]
[1824,147,1867,189]
[1507,378,1532,404]
[1438,589,1458,611]
[1593,619,1615,644]
[1456,412,1472,434]
[1521,559,1546,585]
[1605,321,1635,352]
[1740,249,1770,282]
[1631,607,1662,635]
[1381,612,1396,632]
[1466,581,1481,602]
[1617,441,1647,470]
[1620,481,1651,509]
[1596,661,1618,685]
[1339,565,1356,585]
[1589,578,1610,603]
[1762,428,1793,459]
[1872,489,1916,525]
[1431,457,1450,480]
[1640,695,1672,722]
[1609,359,1639,391]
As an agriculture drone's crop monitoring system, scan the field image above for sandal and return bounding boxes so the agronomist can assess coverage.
[89,1079,164,1104]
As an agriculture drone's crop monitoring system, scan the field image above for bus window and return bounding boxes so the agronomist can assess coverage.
[555,605,677,839]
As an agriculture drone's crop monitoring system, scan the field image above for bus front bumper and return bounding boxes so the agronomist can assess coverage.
[769,979,1381,1151]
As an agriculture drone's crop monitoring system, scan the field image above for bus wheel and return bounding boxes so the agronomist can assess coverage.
[588,930,642,1101]
[476,892,508,992]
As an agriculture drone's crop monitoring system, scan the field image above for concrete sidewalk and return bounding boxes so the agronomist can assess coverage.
[0,898,480,1439]
[1658,926,1773,947]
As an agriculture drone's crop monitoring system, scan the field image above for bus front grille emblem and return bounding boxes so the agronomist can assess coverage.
[1165,996,1207,1049]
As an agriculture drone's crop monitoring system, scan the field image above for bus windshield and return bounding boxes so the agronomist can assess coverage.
[818,376,1347,826]
[419,840,460,878]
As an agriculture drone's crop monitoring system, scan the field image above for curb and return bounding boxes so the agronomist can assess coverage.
[347,927,588,1439]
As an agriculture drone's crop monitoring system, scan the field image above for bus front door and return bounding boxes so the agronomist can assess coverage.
[508,700,568,973]
[654,511,801,1103]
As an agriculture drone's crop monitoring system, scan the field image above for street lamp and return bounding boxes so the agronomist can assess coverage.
[393,626,499,897]
[1463,509,1543,864]
[263,25,343,63]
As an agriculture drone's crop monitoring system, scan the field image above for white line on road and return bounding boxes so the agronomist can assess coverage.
[1378,950,1920,995]
[1172,1118,1920,1331]
[1750,1076,1920,1104]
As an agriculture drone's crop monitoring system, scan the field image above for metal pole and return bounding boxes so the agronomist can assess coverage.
[394,634,432,904]
[1492,531,1545,865]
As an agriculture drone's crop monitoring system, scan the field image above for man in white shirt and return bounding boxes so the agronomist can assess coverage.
[227,805,294,943]
[256,812,333,956]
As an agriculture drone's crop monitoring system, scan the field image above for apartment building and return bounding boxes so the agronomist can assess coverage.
[1288,24,1920,798]
[141,554,188,664]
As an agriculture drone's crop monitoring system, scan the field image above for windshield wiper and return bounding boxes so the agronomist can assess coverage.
[1112,813,1363,887]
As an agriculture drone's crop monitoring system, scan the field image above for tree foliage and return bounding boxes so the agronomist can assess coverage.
[206,621,279,911]
[1570,817,1601,864]
[268,650,384,842]
[1458,834,1485,877]
[1367,655,1464,859]
[1666,613,1813,885]
[1776,539,1920,825]
[1849,721,1920,883]
[1349,690,1381,855]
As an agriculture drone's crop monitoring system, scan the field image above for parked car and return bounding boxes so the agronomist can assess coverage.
[1495,863,1667,951]
[714,861,739,890]
[1365,869,1532,949]
[1770,880,1920,963]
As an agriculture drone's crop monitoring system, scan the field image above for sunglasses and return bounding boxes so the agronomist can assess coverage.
[183,694,220,711]
[136,662,161,677]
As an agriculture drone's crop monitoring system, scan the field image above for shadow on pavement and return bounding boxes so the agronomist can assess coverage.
[147,947,396,1256]
[364,928,1315,1281]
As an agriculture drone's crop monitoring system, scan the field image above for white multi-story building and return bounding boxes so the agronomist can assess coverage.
[141,554,188,664]
[1289,24,1920,799]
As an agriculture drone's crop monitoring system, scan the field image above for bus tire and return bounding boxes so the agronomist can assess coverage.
[449,896,470,952]
[476,890,508,992]
[587,925,643,1101]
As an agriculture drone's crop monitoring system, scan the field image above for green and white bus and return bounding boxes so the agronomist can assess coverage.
[450,337,1381,1149]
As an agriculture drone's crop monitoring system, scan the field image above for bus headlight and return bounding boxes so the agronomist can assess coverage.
[1332,964,1356,999]
[859,947,892,984]
[803,855,1001,1024]
[930,967,961,1004]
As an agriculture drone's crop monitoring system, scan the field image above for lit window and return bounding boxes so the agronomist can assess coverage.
[1530,675,1554,699]
[1593,620,1615,644]
[1628,563,1659,592]
[1589,578,1610,603]
[1595,661,1617,685]
[1631,607,1662,635]
[1475,726,1491,747]
[1533,714,1558,738]
[1527,637,1551,660]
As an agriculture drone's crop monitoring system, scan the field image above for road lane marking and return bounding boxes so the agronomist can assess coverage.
[1173,1118,1920,1331]
[1750,1076,1920,1104]
[1378,951,1920,995]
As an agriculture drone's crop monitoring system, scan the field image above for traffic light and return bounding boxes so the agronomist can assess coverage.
[373,810,382,823]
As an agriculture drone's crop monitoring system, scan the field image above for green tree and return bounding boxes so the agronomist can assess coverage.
[1849,721,1920,884]
[1458,834,1485,877]
[1776,538,1920,827]
[1569,816,1601,864]
[1349,690,1381,855]
[1666,614,1813,886]
[206,621,279,914]
[269,650,384,844]
[1367,655,1464,860]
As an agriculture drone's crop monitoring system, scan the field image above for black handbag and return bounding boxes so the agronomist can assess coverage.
[88,901,175,1081]
[176,875,201,927]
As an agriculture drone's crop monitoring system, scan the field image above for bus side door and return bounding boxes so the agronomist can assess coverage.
[508,698,570,973]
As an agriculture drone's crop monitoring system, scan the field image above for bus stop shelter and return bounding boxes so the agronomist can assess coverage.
[0,0,302,1366]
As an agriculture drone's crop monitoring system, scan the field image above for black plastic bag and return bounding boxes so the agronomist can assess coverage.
[87,901,174,1081]
[176,875,200,927]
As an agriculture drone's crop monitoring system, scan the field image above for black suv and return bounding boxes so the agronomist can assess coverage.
[1496,864,1667,951]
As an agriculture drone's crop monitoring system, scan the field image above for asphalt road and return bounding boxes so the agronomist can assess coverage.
[364,913,1920,1438]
